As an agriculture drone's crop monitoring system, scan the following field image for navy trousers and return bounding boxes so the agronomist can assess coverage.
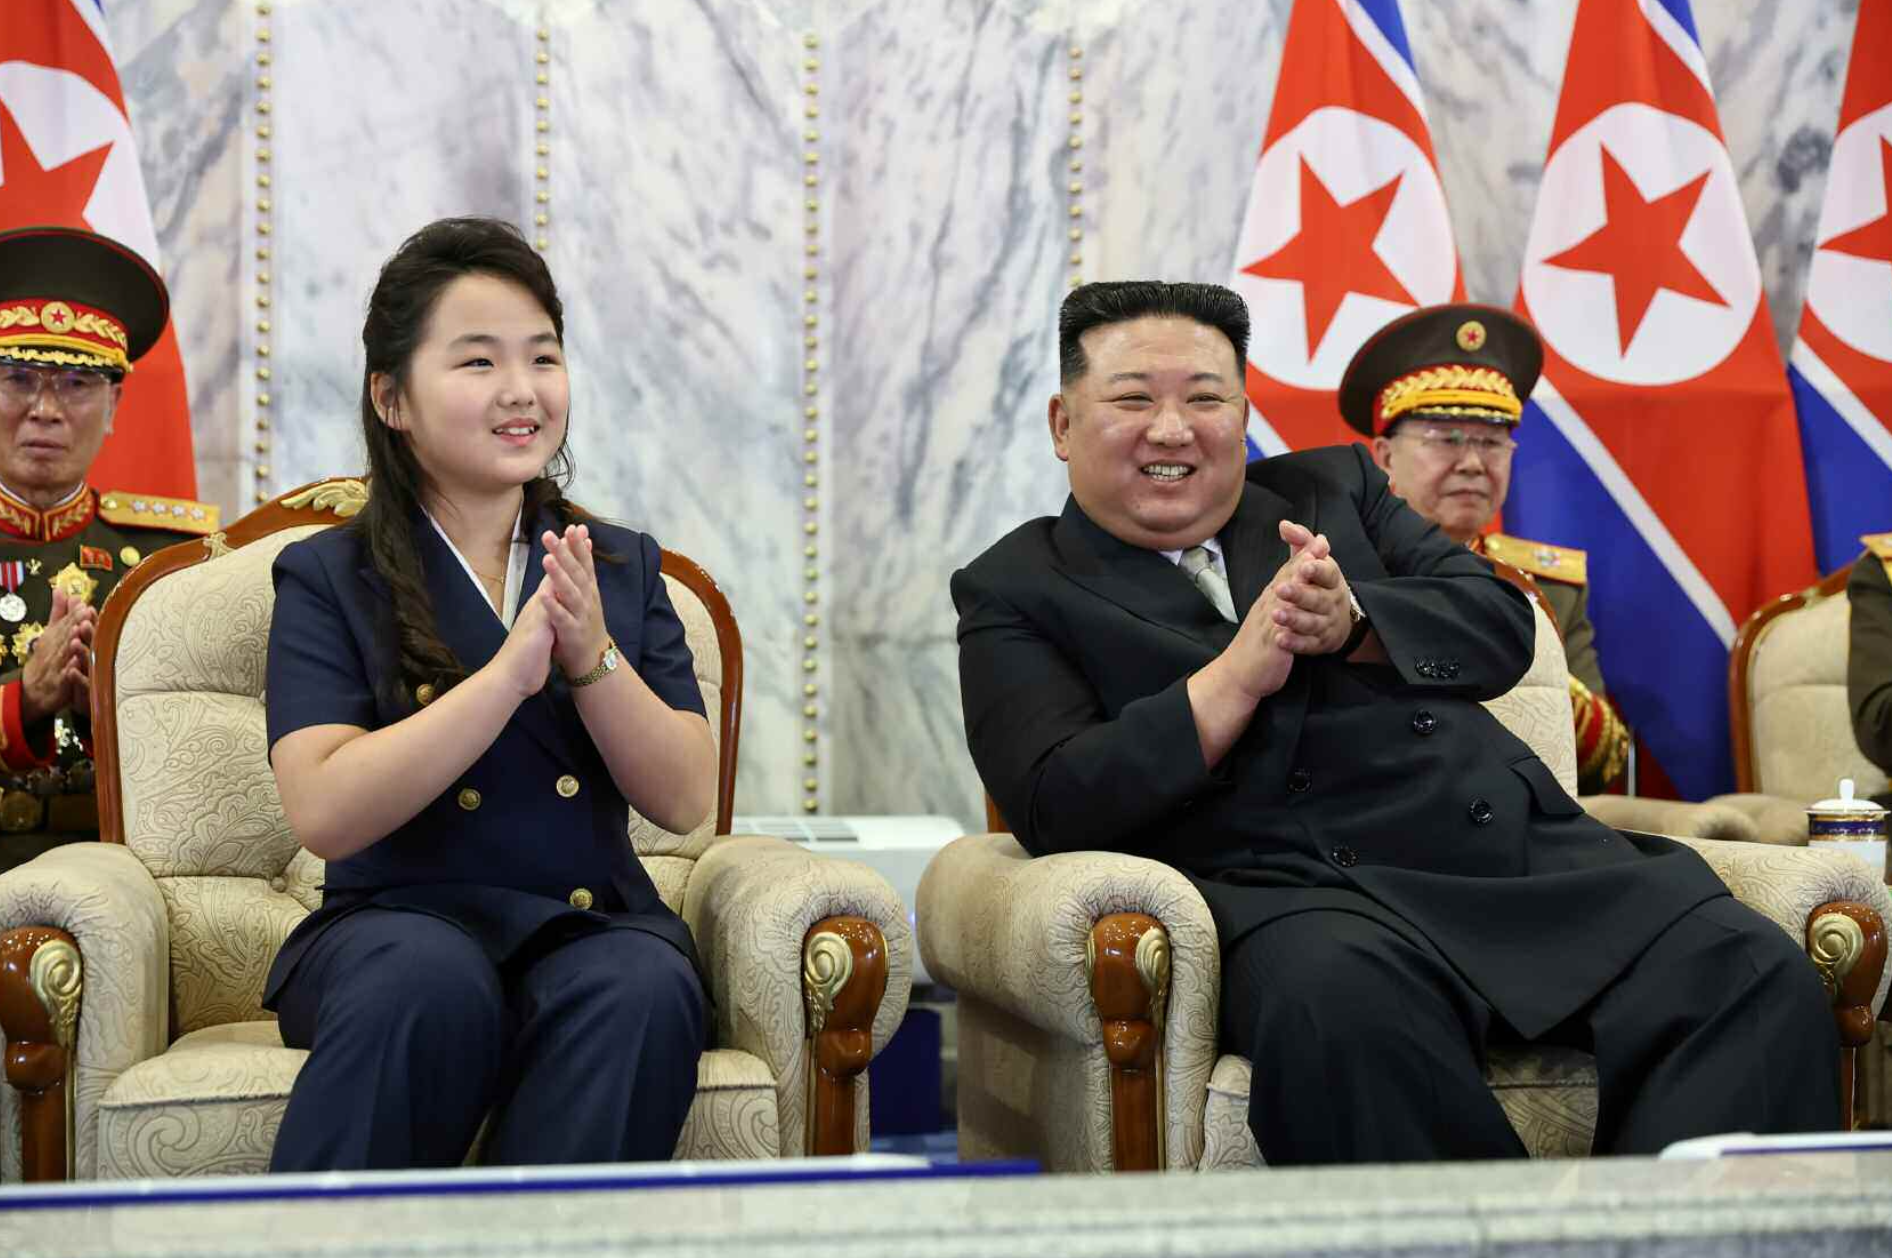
[1221,895,1840,1165]
[269,908,705,1171]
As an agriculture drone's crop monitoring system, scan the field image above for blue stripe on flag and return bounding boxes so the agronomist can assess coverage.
[1647,0,1701,45]
[1790,362,1892,574]
[1354,0,1417,73]
[1245,433,1265,463]
[1505,401,1733,798]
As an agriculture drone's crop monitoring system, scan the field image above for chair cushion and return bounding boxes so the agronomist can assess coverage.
[1197,1046,1599,1169]
[94,1022,778,1178]
[1481,602,1579,797]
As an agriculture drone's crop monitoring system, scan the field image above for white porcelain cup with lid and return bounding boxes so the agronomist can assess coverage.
[1807,778,1890,884]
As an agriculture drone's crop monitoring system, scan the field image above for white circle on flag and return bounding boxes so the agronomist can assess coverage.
[1521,102,1758,385]
[0,60,162,266]
[1806,100,1892,364]
[1231,106,1456,390]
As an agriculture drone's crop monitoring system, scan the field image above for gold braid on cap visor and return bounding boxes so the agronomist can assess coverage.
[1374,364,1519,432]
[0,300,134,373]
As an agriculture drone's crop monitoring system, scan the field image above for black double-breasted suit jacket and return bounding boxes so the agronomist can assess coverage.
[953,444,1728,1039]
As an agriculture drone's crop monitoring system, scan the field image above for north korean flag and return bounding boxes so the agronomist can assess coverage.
[0,0,197,497]
[1506,0,1816,799]
[1230,0,1464,459]
[1788,0,1892,573]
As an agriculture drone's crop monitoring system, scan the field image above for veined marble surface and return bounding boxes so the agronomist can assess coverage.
[101,0,1860,821]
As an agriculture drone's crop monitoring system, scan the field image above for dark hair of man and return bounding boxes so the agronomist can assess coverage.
[352,215,600,705]
[1057,281,1251,385]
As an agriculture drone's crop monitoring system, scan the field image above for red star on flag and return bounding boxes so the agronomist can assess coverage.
[0,98,114,235]
[1819,135,1892,266]
[1241,155,1416,358]
[1541,144,1727,354]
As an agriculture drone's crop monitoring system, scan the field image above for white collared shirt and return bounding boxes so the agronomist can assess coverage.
[424,506,528,628]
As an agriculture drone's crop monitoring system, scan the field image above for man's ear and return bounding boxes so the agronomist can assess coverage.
[1048,392,1073,463]
[1370,435,1396,479]
[102,381,123,435]
[371,374,404,429]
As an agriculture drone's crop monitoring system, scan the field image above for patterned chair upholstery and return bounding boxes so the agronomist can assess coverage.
[1708,563,1883,846]
[919,601,1892,1170]
[0,479,910,1181]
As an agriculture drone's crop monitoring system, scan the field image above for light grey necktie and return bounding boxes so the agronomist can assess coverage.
[1179,545,1237,623]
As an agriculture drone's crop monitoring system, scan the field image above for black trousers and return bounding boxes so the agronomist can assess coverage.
[1220,895,1840,1165]
[269,908,705,1171]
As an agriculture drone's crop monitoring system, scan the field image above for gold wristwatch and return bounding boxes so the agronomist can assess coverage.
[568,637,619,688]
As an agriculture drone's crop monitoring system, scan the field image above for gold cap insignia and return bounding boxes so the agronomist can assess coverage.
[1457,320,1487,352]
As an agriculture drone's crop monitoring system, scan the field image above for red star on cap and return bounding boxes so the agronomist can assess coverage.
[1242,155,1417,359]
[0,98,114,235]
[1819,135,1892,266]
[1540,144,1727,355]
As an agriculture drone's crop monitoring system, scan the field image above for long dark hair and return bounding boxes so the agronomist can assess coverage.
[354,216,588,701]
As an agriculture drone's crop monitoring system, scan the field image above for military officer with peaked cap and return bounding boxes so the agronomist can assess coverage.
[1342,303,1630,794]
[0,225,219,871]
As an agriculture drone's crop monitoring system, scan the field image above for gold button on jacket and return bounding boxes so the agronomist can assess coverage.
[568,887,594,910]
[457,787,481,811]
[555,774,579,798]
[416,683,437,707]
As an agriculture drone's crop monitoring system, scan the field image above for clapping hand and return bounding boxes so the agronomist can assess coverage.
[19,588,95,725]
[540,524,609,679]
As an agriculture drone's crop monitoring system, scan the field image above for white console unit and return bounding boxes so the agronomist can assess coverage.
[730,814,966,987]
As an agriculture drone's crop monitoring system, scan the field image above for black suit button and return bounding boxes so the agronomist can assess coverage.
[1415,660,1435,678]
[1444,661,1462,678]
[1468,798,1494,825]
[1287,768,1312,793]
[1332,846,1357,868]
[1411,710,1437,736]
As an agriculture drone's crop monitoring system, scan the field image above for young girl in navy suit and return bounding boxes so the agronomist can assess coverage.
[263,217,716,1170]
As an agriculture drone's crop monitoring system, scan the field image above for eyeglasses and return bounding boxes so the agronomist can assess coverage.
[0,365,117,411]
[1396,425,1517,461]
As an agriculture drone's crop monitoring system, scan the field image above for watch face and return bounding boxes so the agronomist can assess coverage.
[604,646,620,670]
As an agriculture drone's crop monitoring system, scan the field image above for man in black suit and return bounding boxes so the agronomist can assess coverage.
[952,281,1838,1165]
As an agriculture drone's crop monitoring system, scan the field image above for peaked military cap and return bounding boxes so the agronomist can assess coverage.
[1338,303,1544,438]
[0,225,169,375]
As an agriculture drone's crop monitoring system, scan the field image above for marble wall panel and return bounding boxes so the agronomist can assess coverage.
[548,0,806,816]
[266,0,539,498]
[103,0,249,511]
[823,0,1073,822]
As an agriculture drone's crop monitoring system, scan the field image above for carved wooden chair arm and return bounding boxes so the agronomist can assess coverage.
[0,926,80,1181]
[681,833,911,1156]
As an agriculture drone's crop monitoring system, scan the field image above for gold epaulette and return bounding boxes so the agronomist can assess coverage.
[1865,532,1892,579]
[1482,533,1587,585]
[97,491,221,536]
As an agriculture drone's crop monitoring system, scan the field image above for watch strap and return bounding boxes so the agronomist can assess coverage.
[568,637,618,688]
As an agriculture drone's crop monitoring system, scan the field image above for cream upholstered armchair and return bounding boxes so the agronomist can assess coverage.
[919,601,1891,1171]
[1708,563,1884,846]
[0,479,910,1182]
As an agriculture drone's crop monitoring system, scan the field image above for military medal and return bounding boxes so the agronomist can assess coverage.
[50,562,98,606]
[11,621,44,665]
[0,562,25,623]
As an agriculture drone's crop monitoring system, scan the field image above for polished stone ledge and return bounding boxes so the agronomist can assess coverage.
[4,1150,1892,1256]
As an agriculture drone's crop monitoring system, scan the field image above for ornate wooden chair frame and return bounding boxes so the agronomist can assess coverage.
[0,478,893,1180]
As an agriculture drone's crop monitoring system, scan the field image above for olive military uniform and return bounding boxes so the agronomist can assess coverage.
[0,485,218,869]
[1850,533,1892,812]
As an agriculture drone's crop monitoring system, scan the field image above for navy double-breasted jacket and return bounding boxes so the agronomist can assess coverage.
[261,508,706,1006]
[952,444,1728,1039]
